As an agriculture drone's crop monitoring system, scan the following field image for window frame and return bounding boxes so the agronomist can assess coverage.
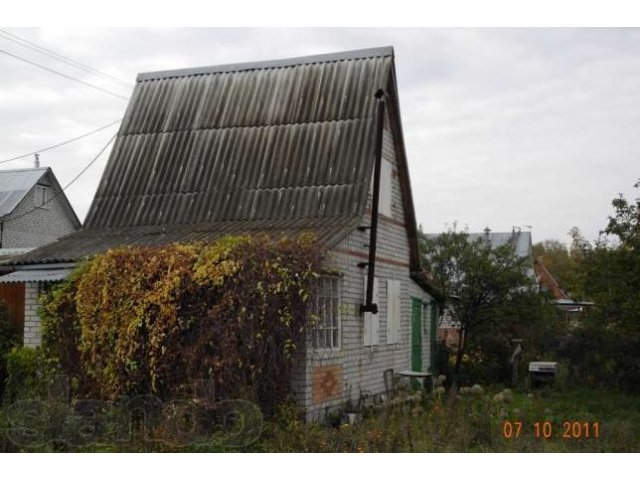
[311,274,341,351]
[34,185,50,208]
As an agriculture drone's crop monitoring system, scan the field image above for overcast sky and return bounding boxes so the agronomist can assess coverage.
[1,28,638,245]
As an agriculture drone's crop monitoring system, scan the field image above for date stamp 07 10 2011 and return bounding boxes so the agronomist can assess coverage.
[501,421,601,440]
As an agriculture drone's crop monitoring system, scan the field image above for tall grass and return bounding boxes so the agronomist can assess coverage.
[259,387,640,453]
[1,387,638,452]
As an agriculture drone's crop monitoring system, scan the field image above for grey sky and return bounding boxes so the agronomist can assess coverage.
[1,28,638,246]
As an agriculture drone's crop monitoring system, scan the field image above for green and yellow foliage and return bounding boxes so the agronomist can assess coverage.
[40,234,324,414]
[0,302,21,400]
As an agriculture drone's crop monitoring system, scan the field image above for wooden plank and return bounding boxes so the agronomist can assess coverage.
[0,283,25,334]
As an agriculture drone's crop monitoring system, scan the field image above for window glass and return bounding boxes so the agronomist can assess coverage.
[312,276,340,349]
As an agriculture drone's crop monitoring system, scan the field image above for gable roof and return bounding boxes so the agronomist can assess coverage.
[0,167,50,217]
[424,231,533,260]
[88,46,392,229]
[466,231,533,260]
[534,256,571,301]
[0,167,80,228]
[11,47,426,272]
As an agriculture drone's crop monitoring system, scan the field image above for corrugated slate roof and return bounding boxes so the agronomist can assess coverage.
[0,168,49,217]
[0,267,74,283]
[15,217,360,264]
[87,47,392,229]
[13,47,396,265]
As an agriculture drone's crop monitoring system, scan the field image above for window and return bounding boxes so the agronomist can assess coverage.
[311,275,340,349]
[34,185,49,208]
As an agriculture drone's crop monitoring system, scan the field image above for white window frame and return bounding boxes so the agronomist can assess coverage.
[34,185,49,208]
[311,275,341,350]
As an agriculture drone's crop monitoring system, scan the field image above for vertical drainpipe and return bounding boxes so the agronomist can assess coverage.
[361,89,386,314]
[0,220,3,249]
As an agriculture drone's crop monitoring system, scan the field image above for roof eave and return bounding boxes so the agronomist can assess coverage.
[385,55,423,274]
[410,270,445,303]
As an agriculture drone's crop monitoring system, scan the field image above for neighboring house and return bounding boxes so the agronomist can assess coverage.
[534,256,570,301]
[534,256,594,320]
[470,229,535,277]
[5,47,441,420]
[0,167,80,337]
[432,229,534,347]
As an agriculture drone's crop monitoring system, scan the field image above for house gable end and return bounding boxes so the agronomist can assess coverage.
[384,67,424,277]
[2,168,80,249]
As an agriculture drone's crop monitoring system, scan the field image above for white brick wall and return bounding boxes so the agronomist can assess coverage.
[296,115,433,421]
[3,171,78,248]
[23,282,42,347]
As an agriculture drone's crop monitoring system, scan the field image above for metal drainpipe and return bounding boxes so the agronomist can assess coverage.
[361,89,386,314]
[0,220,3,249]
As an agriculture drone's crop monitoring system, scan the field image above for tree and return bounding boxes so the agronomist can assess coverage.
[605,180,640,248]
[532,239,577,296]
[557,180,640,391]
[574,180,640,337]
[420,226,535,378]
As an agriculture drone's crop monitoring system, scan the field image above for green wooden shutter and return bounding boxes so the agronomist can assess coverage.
[430,302,438,373]
[411,298,422,372]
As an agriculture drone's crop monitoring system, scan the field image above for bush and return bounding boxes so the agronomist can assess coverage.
[39,263,89,394]
[557,315,640,393]
[0,304,21,402]
[40,234,325,415]
[2,346,53,405]
[434,340,453,379]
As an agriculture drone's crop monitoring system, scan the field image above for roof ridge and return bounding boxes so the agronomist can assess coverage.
[136,46,394,82]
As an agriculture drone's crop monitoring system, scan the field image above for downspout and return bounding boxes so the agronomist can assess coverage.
[361,89,386,314]
[0,220,4,248]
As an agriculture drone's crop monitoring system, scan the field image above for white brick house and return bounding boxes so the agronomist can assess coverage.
[8,47,442,419]
[0,167,80,345]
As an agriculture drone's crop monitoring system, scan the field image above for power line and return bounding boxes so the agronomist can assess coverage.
[0,29,132,89]
[2,133,116,224]
[0,48,129,101]
[0,119,122,165]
